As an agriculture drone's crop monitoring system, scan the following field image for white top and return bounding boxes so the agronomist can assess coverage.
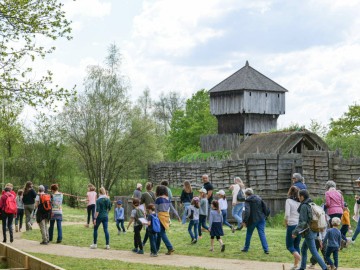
[231,184,240,205]
[285,198,300,226]
[218,198,228,210]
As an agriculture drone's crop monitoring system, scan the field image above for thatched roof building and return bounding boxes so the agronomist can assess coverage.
[232,130,328,158]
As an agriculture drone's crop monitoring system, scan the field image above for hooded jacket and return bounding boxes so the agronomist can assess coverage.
[292,197,312,236]
[243,195,267,226]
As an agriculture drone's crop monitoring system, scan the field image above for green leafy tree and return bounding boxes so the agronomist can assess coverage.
[0,0,73,107]
[167,89,217,160]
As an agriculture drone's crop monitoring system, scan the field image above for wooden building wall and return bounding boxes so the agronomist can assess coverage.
[200,134,243,152]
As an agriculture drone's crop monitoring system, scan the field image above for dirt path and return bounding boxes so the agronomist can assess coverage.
[10,224,356,270]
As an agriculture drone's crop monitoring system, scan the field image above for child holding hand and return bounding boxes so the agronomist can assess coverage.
[209,200,225,252]
[127,198,145,254]
[323,217,342,270]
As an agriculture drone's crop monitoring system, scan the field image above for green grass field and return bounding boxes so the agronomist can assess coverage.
[21,205,360,268]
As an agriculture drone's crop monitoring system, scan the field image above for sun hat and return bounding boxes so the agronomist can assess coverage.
[216,190,225,196]
[198,188,207,193]
[136,183,142,189]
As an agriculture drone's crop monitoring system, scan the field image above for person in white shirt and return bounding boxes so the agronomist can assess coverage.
[216,190,234,232]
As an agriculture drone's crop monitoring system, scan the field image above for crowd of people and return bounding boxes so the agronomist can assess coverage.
[1,173,360,270]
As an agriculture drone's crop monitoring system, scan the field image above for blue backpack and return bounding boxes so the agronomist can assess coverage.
[151,214,161,233]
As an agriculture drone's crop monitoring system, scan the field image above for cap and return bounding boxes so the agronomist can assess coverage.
[117,200,123,205]
[216,190,225,196]
[193,196,200,202]
[355,177,360,182]
[136,183,142,189]
[198,188,207,193]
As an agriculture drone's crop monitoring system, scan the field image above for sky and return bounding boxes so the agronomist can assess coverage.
[22,0,360,129]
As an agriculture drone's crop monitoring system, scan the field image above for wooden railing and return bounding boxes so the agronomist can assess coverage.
[0,243,64,270]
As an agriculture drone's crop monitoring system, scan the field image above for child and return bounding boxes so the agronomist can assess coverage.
[180,180,193,224]
[187,197,200,244]
[208,200,225,252]
[323,217,342,270]
[115,200,126,235]
[216,190,234,232]
[15,189,24,232]
[146,204,158,257]
[198,188,209,239]
[85,184,97,228]
[340,202,351,245]
[127,198,145,254]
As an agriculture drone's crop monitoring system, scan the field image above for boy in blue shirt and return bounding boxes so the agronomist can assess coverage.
[115,200,126,235]
[323,217,342,270]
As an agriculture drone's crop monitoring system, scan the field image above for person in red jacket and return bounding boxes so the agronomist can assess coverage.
[0,183,16,243]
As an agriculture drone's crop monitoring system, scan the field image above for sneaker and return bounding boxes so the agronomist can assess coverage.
[132,248,138,253]
[241,248,248,252]
[56,240,62,244]
[150,253,158,257]
[90,244,97,249]
[237,224,244,231]
[308,264,315,269]
[84,224,89,228]
[191,239,197,244]
[118,231,121,235]
[231,225,235,233]
[40,241,48,245]
[165,249,175,255]
[209,248,214,252]
[28,222,32,229]
[264,250,269,254]
[137,250,144,254]
[123,231,127,234]
[105,245,110,250]
[221,244,225,252]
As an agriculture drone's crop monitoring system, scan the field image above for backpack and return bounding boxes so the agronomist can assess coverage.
[4,193,17,214]
[135,208,145,225]
[39,194,52,212]
[237,188,245,202]
[308,202,327,232]
[151,213,161,233]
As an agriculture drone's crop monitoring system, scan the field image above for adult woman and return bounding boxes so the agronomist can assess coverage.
[85,184,97,228]
[351,177,360,242]
[325,180,344,227]
[230,177,245,231]
[180,180,193,224]
[49,184,63,243]
[155,185,180,255]
[90,187,112,249]
[22,181,37,231]
[285,186,301,270]
[133,183,142,199]
[0,183,16,243]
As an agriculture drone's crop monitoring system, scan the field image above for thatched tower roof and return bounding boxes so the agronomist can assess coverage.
[233,130,328,158]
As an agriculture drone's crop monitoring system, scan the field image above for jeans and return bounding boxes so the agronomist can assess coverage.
[340,224,349,241]
[300,231,327,270]
[232,203,244,228]
[286,225,301,254]
[49,219,62,242]
[310,238,327,265]
[325,246,339,268]
[156,223,173,251]
[24,204,34,231]
[352,216,360,241]
[221,209,232,228]
[116,219,126,232]
[93,216,109,245]
[243,219,268,252]
[134,225,143,250]
[87,204,96,225]
[188,220,199,240]
[148,231,158,254]
[1,211,14,242]
[198,215,209,236]
[15,208,24,230]
[182,202,191,224]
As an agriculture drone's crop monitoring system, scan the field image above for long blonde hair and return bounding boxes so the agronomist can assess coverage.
[183,180,192,193]
[234,177,245,189]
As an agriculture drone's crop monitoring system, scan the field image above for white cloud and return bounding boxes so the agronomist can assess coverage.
[63,0,112,19]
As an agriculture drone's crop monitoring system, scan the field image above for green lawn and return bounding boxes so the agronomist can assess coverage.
[31,253,206,270]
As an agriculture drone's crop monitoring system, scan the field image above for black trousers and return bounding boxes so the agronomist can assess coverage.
[134,225,143,250]
[2,211,14,242]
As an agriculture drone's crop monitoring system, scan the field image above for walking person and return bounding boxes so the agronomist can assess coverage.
[155,185,181,255]
[22,181,37,231]
[133,183,143,200]
[340,202,351,243]
[0,184,17,243]
[241,188,270,254]
[325,180,344,227]
[292,173,307,190]
[216,190,234,232]
[35,185,51,245]
[285,186,301,270]
[15,189,24,232]
[292,189,328,270]
[323,217,342,270]
[90,187,112,250]
[198,188,209,239]
[85,184,97,228]
[208,200,225,252]
[180,180,193,224]
[187,197,200,244]
[201,174,214,211]
[127,198,145,254]
[230,177,245,231]
[146,204,159,257]
[351,177,360,243]
[115,200,126,235]
[141,182,155,246]
[48,184,63,243]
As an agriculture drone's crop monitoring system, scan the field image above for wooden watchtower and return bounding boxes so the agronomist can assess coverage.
[209,61,288,135]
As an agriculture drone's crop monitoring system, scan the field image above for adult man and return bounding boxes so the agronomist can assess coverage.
[241,188,269,254]
[201,174,213,205]
[292,173,307,190]
[292,189,328,270]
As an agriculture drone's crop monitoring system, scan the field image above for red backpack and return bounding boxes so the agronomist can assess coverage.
[40,194,52,212]
[4,193,17,214]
